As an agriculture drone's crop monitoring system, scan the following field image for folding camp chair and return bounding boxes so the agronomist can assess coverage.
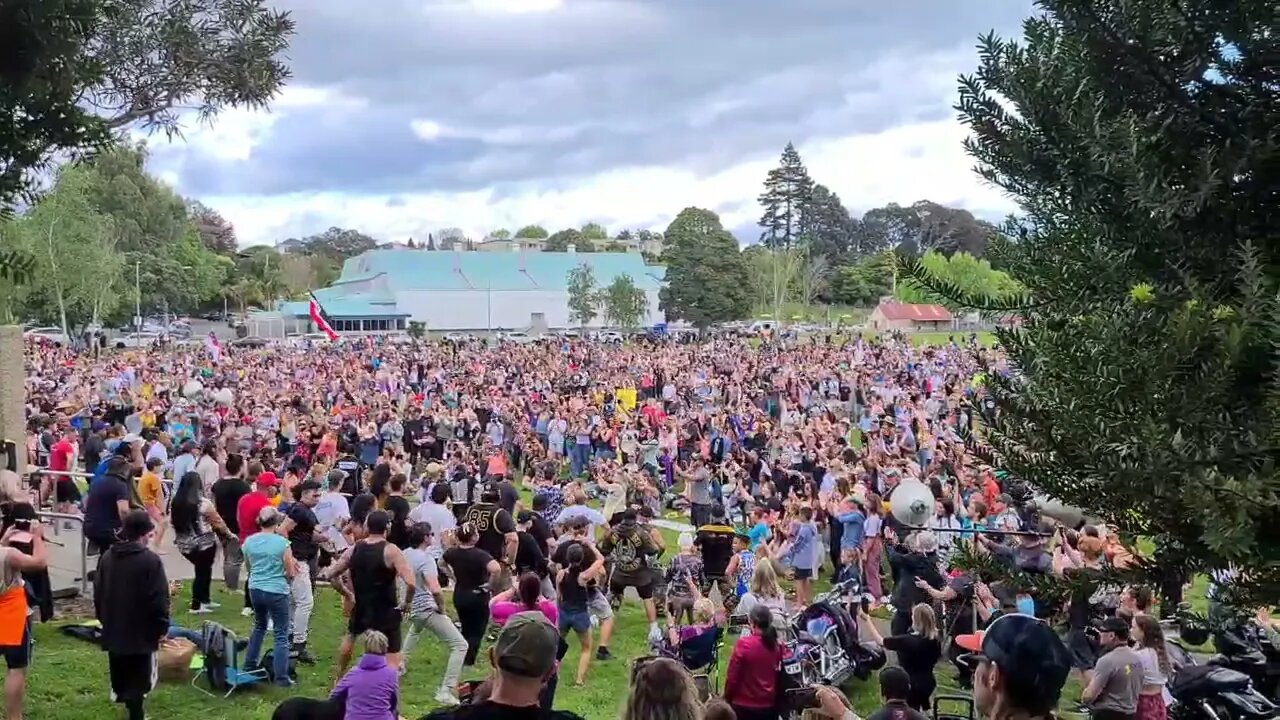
[192,621,269,698]
[677,625,725,700]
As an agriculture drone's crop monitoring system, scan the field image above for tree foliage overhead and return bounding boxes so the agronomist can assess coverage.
[0,0,106,214]
[660,207,751,328]
[88,0,294,135]
[919,0,1280,605]
[895,251,1021,310]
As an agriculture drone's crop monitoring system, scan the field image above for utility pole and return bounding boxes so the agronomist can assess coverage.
[134,261,142,329]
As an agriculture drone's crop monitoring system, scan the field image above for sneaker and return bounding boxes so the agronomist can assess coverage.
[274,678,296,689]
[205,601,222,609]
[241,607,254,617]
[596,647,614,661]
[434,690,460,706]
[191,606,214,615]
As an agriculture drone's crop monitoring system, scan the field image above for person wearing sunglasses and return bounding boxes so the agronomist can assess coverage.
[955,613,1074,720]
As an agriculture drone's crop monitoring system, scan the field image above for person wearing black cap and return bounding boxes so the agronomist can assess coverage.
[1081,616,1142,720]
[955,613,1073,720]
[94,510,170,720]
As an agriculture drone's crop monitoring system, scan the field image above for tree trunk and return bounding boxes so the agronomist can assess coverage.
[44,220,70,342]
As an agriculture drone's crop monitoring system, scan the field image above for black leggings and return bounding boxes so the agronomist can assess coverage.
[182,544,217,609]
[454,588,490,666]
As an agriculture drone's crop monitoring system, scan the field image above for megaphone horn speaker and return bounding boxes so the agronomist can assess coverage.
[889,478,936,529]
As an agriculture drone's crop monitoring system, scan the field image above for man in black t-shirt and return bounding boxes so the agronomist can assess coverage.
[693,505,736,597]
[282,479,322,663]
[463,487,517,591]
[210,454,250,592]
[384,474,413,549]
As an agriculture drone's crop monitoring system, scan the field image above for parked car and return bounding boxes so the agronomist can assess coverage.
[231,336,269,348]
[498,331,537,345]
[442,332,473,343]
[115,332,162,349]
[595,330,625,343]
[23,327,69,346]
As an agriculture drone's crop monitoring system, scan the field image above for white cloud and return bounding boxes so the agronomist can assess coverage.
[197,117,1015,247]
[139,84,367,163]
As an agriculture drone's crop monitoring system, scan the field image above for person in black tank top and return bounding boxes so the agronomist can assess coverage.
[320,510,416,677]
[556,543,599,686]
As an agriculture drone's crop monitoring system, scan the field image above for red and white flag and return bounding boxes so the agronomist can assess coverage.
[309,296,339,340]
[205,332,222,363]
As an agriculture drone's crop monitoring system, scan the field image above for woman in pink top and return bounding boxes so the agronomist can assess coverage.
[489,572,558,627]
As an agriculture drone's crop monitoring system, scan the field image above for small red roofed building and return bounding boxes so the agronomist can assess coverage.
[868,298,954,331]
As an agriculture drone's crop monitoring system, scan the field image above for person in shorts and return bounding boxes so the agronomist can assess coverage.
[600,509,663,642]
[0,501,49,720]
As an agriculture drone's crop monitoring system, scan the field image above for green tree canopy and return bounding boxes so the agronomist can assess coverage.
[565,263,599,326]
[915,0,1280,606]
[546,228,593,252]
[660,208,751,328]
[514,225,549,239]
[600,274,648,328]
[580,222,608,240]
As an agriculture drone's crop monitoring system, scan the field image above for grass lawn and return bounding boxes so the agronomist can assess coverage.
[28,493,1151,719]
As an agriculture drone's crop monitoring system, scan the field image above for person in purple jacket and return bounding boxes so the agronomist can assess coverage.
[332,629,399,720]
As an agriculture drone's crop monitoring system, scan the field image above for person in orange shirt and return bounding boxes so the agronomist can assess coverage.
[139,457,168,553]
[0,504,49,720]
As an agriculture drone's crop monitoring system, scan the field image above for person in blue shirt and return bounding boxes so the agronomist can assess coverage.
[242,506,297,687]
[835,498,867,554]
[746,509,770,550]
[783,506,821,606]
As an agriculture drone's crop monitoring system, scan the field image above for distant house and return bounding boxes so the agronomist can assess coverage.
[868,300,954,331]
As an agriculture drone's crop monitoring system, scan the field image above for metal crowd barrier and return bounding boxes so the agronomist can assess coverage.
[24,468,95,596]
[33,511,89,595]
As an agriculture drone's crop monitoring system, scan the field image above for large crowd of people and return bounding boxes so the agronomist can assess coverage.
[4,328,1192,720]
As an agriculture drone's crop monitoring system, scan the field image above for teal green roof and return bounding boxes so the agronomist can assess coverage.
[282,249,665,319]
[279,292,406,319]
[341,249,664,291]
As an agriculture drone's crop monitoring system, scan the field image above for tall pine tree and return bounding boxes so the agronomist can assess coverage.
[799,183,860,264]
[757,142,814,250]
[906,0,1280,607]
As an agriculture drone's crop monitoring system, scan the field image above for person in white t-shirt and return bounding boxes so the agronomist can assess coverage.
[409,483,457,561]
[314,470,352,561]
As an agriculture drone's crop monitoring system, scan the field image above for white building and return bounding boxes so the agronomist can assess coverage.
[279,247,666,332]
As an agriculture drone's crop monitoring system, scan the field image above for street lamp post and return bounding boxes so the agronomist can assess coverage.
[134,261,141,330]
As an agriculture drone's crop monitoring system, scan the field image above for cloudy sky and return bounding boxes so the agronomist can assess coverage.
[142,0,1035,247]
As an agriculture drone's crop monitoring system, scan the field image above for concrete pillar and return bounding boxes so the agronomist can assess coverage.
[0,326,23,470]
